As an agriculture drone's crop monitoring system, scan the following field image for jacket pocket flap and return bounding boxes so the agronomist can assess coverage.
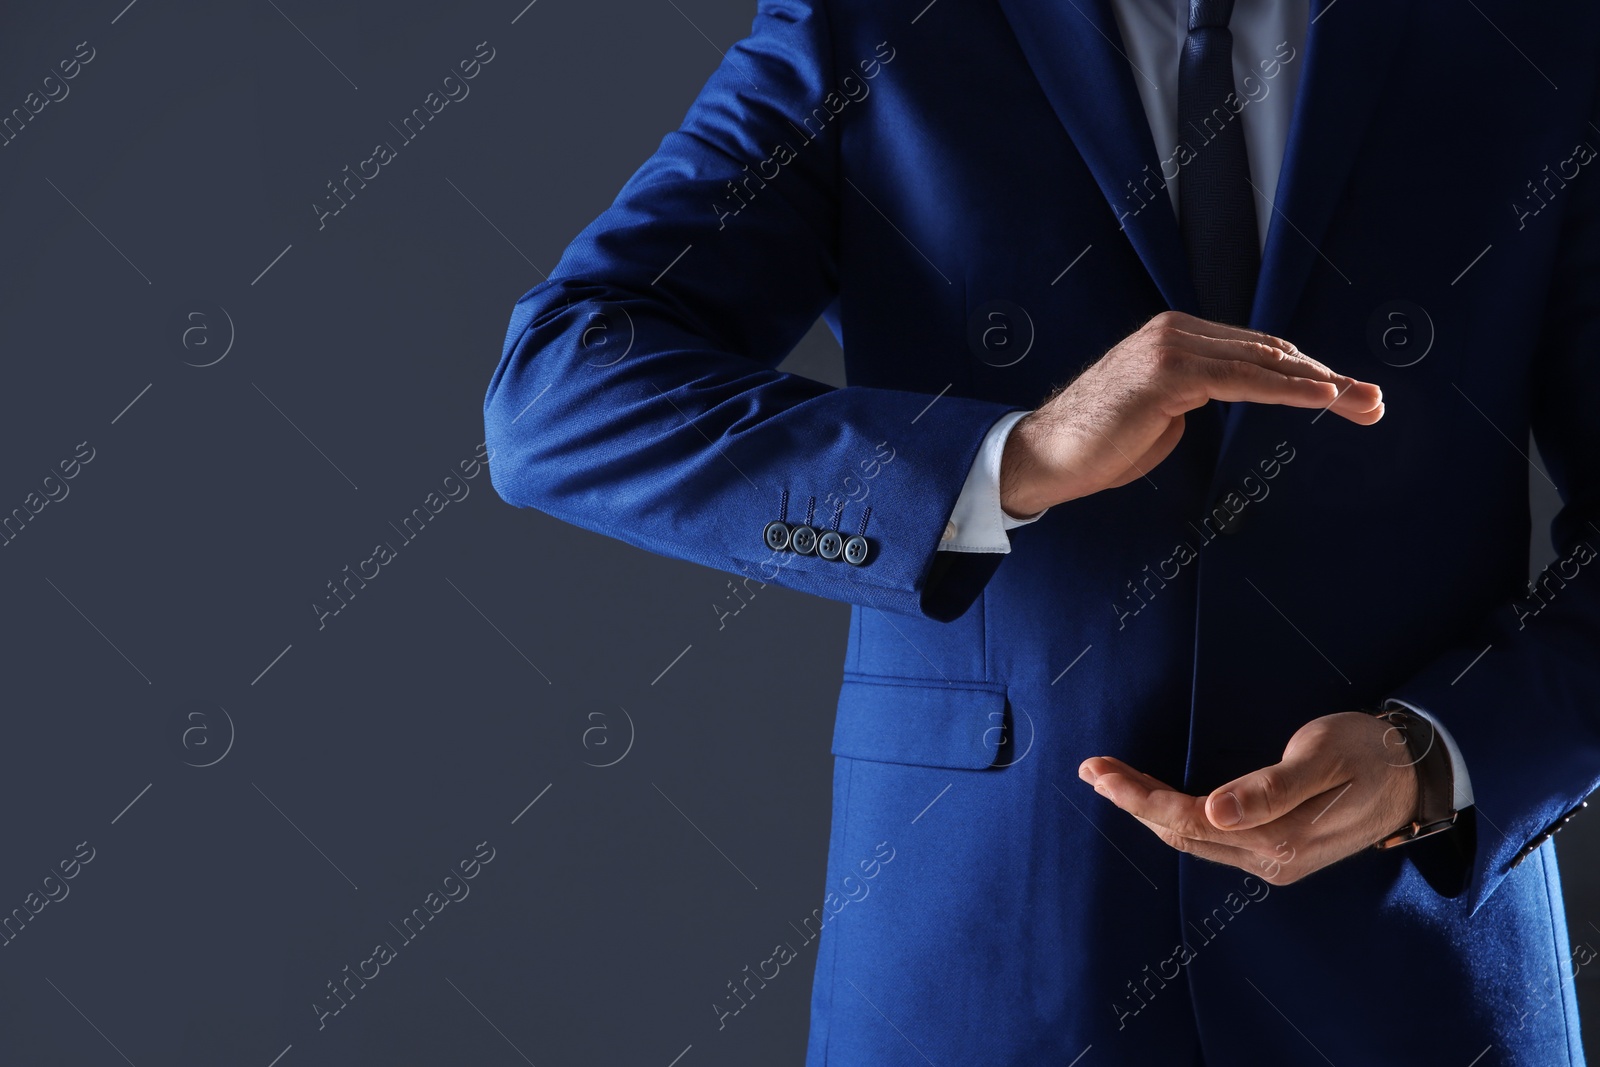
[831,675,1006,770]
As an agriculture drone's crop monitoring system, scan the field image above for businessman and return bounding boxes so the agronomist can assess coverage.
[484,0,1600,1062]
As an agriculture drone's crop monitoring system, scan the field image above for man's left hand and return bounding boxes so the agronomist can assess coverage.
[1079,712,1421,885]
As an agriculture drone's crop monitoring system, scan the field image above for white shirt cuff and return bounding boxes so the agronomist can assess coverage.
[1385,699,1475,810]
[939,410,1047,554]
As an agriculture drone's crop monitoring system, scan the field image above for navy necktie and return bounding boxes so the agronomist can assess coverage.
[1178,0,1260,326]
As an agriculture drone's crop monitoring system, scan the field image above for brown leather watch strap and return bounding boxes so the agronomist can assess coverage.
[1373,706,1458,850]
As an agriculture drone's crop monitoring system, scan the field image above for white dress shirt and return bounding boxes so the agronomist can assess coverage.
[936,0,1473,809]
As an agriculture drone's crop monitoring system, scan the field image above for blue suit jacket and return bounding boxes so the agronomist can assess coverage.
[485,0,1600,1062]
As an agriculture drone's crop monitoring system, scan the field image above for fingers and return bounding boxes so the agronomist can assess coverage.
[1147,310,1295,349]
[1129,814,1266,871]
[1097,773,1213,838]
[1178,332,1384,414]
[1178,357,1341,411]
[1180,359,1385,426]
[1082,754,1330,882]
[1083,754,1332,847]
[1144,311,1384,423]
[1167,327,1342,382]
[1147,311,1321,366]
[1324,382,1387,426]
[1204,751,1350,832]
[1083,758,1215,841]
[1080,756,1176,793]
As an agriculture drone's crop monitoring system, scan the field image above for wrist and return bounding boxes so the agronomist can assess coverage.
[999,414,1053,518]
[1372,707,1457,849]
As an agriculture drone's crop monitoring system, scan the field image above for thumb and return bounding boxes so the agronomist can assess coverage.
[1205,752,1345,831]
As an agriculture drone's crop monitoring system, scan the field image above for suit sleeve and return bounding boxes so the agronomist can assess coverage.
[482,0,1020,621]
[1385,105,1600,913]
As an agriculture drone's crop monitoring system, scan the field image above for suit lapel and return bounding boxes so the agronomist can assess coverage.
[1248,0,1414,338]
[1214,0,1414,460]
[994,0,1200,314]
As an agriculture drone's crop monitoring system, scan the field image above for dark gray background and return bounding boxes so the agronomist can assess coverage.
[0,1,1590,1064]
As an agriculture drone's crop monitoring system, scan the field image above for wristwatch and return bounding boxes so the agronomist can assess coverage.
[1372,706,1458,850]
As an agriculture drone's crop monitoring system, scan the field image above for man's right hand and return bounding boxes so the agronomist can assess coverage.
[998,311,1385,518]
